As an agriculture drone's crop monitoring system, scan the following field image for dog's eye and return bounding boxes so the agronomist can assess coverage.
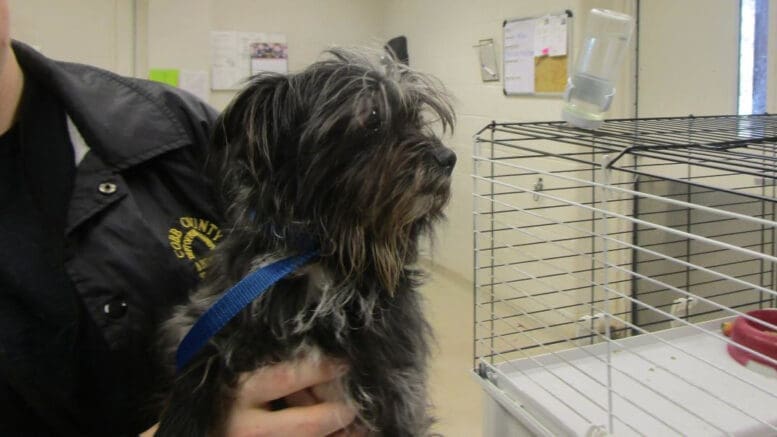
[365,109,381,132]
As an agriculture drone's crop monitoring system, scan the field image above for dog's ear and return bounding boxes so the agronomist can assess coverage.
[211,73,296,176]
[208,73,298,212]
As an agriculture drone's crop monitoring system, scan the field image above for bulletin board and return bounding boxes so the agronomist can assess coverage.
[503,10,573,96]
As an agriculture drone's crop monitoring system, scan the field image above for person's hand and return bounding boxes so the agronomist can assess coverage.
[140,358,365,437]
[223,358,366,437]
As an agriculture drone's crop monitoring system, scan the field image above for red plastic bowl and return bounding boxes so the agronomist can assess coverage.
[727,309,777,372]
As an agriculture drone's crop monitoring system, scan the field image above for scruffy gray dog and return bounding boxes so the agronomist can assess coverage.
[156,48,456,436]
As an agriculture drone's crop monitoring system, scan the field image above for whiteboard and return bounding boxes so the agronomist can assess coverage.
[503,11,573,96]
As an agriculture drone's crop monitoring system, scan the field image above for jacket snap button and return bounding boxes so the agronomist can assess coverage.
[103,299,128,318]
[98,182,117,195]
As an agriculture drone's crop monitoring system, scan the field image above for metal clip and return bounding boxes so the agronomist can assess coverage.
[533,177,543,201]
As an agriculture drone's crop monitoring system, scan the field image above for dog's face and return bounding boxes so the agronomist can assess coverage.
[210,49,455,291]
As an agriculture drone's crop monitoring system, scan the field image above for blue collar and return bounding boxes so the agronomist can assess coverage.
[176,250,319,371]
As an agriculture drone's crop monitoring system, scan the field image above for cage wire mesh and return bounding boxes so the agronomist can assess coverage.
[472,114,777,436]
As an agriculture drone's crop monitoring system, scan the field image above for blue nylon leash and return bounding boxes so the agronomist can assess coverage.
[176,250,319,371]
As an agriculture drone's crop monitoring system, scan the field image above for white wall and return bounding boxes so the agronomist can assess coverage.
[637,0,740,117]
[8,0,135,76]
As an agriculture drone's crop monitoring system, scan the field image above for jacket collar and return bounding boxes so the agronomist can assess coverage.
[11,40,190,171]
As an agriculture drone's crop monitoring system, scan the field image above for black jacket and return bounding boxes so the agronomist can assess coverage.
[0,41,221,436]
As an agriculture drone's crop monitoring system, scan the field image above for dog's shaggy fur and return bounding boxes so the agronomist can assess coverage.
[155,48,456,436]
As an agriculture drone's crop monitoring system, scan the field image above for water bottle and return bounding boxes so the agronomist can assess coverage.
[562,9,635,130]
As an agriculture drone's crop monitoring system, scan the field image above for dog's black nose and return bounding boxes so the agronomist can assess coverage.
[433,147,457,174]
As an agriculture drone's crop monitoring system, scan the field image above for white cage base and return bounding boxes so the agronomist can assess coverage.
[477,318,777,437]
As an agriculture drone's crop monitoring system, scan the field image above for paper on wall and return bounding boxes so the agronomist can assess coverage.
[148,69,180,87]
[249,33,288,75]
[548,15,568,56]
[533,15,568,57]
[238,32,263,77]
[210,31,242,90]
[504,59,535,94]
[503,18,535,94]
[210,31,288,90]
[533,16,551,56]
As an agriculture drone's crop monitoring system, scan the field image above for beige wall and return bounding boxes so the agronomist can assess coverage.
[12,1,763,121]
[9,0,135,76]
[637,0,740,117]
[144,0,385,109]
[770,0,777,114]
[637,0,777,115]
[10,0,385,108]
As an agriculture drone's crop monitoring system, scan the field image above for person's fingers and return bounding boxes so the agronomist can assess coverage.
[226,401,357,437]
[284,387,319,407]
[236,358,349,406]
[138,422,158,437]
[264,401,358,437]
[312,378,346,403]
[347,423,369,437]
[327,421,368,437]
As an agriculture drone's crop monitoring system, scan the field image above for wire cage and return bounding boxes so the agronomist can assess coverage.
[472,114,777,437]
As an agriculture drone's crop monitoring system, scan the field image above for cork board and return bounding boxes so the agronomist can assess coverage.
[503,11,573,96]
[534,55,568,93]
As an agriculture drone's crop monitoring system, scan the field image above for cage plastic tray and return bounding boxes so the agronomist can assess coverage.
[489,318,777,436]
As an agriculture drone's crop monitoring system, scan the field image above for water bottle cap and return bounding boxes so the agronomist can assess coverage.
[562,107,604,130]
